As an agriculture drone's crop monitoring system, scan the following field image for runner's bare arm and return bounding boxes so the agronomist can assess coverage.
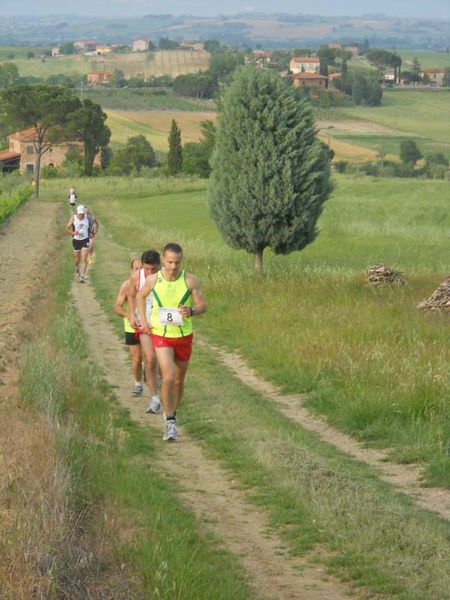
[127,276,138,327]
[179,273,207,317]
[136,273,157,332]
[113,281,129,318]
[65,217,75,236]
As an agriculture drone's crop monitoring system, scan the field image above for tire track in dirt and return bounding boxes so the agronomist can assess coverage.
[197,338,450,521]
[72,277,354,600]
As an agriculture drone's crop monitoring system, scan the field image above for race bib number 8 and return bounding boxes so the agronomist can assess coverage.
[158,307,183,326]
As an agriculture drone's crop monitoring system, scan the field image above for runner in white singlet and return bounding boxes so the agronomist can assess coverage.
[65,205,90,283]
[129,249,161,414]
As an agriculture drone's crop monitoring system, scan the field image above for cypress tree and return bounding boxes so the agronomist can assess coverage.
[167,119,182,175]
[208,67,332,274]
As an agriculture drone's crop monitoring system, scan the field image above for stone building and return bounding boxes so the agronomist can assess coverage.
[4,128,85,175]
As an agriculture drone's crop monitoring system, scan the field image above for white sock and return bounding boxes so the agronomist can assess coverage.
[135,381,142,387]
[152,394,160,402]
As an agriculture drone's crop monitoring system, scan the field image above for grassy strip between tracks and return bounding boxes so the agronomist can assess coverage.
[86,218,450,600]
[18,250,256,599]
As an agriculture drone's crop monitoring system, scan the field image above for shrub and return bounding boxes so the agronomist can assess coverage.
[0,185,33,225]
[41,165,59,179]
[334,160,348,173]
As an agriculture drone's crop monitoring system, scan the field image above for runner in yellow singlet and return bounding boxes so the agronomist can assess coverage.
[114,258,144,397]
[136,243,207,441]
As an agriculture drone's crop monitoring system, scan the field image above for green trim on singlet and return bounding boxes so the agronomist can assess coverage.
[150,269,193,338]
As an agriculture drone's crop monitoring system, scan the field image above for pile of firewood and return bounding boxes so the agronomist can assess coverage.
[366,264,408,286]
[417,277,450,311]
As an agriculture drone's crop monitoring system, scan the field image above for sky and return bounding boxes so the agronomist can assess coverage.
[0,0,449,19]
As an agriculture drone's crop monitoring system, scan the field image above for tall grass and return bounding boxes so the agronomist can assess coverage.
[41,174,450,487]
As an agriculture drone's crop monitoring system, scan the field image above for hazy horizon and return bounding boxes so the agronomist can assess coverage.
[1,0,450,20]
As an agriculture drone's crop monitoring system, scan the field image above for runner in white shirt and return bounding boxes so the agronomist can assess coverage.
[129,249,161,413]
[65,205,90,283]
[68,186,77,213]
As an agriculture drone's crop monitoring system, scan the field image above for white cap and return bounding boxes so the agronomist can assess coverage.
[76,205,85,214]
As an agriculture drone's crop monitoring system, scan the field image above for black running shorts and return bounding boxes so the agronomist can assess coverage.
[72,238,90,251]
[125,331,140,346]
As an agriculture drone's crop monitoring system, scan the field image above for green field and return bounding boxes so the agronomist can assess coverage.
[0,45,50,60]
[399,49,450,69]
[331,133,450,161]
[340,89,450,145]
[84,88,212,112]
[6,50,210,79]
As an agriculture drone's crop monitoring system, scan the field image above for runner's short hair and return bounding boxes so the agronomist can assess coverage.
[130,257,142,269]
[163,243,183,255]
[141,249,161,265]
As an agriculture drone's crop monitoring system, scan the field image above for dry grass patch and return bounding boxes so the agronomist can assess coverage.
[107,109,217,149]
[0,396,64,598]
[319,134,379,162]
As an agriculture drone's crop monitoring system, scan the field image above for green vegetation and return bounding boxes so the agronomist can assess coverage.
[399,49,450,69]
[83,88,210,111]
[109,134,156,175]
[167,119,183,175]
[340,89,450,144]
[210,67,331,273]
[330,133,450,162]
[0,182,32,225]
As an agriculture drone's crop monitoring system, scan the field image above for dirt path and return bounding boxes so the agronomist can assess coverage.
[0,200,63,596]
[197,338,450,521]
[0,201,60,374]
[72,278,353,600]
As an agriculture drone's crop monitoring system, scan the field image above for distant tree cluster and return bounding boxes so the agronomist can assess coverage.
[333,72,383,106]
[366,49,402,83]
[1,84,110,195]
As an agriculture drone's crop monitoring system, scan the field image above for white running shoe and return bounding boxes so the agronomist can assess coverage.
[145,396,160,414]
[163,419,177,441]
[79,275,85,283]
[131,384,144,397]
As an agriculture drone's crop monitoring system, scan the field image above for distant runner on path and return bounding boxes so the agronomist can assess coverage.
[129,249,162,414]
[68,186,77,213]
[65,205,90,283]
[136,243,207,441]
[114,257,144,397]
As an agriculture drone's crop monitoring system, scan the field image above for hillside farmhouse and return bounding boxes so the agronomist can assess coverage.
[290,72,328,89]
[179,40,205,52]
[74,40,97,53]
[423,68,446,86]
[0,128,96,175]
[289,56,320,74]
[87,71,112,85]
[132,38,150,52]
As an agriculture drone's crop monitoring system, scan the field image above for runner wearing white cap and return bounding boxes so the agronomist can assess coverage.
[65,205,90,283]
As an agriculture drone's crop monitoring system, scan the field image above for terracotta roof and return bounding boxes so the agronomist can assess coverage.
[291,56,320,62]
[0,150,21,161]
[8,128,38,142]
[423,68,445,73]
[292,73,328,79]
[328,72,342,79]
